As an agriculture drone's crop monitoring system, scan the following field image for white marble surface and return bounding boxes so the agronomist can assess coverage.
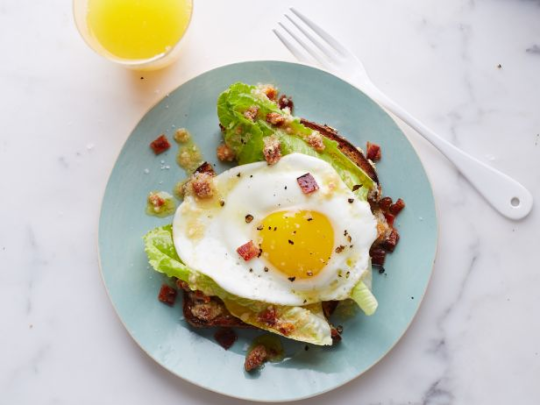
[1,0,539,404]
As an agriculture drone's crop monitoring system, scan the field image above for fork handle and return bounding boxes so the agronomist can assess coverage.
[363,85,533,220]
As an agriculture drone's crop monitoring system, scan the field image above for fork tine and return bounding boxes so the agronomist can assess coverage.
[284,13,336,60]
[290,8,349,57]
[277,22,334,70]
[272,28,311,64]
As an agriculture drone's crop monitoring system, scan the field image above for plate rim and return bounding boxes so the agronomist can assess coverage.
[97,60,439,402]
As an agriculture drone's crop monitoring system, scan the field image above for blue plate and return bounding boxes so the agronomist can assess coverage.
[98,61,437,402]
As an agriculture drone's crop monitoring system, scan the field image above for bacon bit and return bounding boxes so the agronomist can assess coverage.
[236,241,261,261]
[214,328,237,350]
[158,284,177,306]
[331,325,343,343]
[176,280,191,291]
[194,161,216,176]
[278,322,295,336]
[259,307,278,326]
[306,131,325,151]
[382,229,400,252]
[378,196,393,213]
[194,290,212,304]
[191,172,215,199]
[266,112,286,127]
[216,143,236,162]
[263,136,282,165]
[278,94,294,112]
[150,134,171,155]
[245,344,269,372]
[366,142,382,161]
[335,245,345,254]
[384,213,395,227]
[297,173,319,194]
[370,246,387,266]
[243,106,259,121]
[261,84,278,101]
[390,198,406,216]
[148,193,165,208]
[245,214,254,223]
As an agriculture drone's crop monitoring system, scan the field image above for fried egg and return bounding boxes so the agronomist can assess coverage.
[172,153,377,306]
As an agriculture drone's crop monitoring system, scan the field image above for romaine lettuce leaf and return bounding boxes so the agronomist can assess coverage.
[144,225,332,345]
[217,82,375,199]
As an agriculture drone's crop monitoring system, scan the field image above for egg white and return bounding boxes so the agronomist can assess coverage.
[172,153,377,305]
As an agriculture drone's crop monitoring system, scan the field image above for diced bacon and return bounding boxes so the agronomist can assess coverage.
[331,325,343,343]
[194,161,216,176]
[382,229,400,252]
[370,246,387,266]
[296,173,319,194]
[214,328,237,350]
[306,131,325,151]
[176,280,190,291]
[258,306,278,326]
[260,84,278,101]
[216,143,236,162]
[194,290,212,304]
[148,193,165,208]
[378,196,393,213]
[263,136,282,165]
[236,241,260,261]
[278,322,295,336]
[266,112,286,127]
[390,198,406,216]
[150,134,171,155]
[244,344,269,372]
[366,141,382,162]
[191,172,215,199]
[158,284,177,306]
[243,106,259,121]
[278,94,294,112]
[384,212,395,227]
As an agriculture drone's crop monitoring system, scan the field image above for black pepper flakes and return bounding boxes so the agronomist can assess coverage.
[288,240,294,245]
[348,198,354,203]
[219,200,225,207]
[237,172,242,178]
[335,245,345,253]
[307,217,313,222]
[376,266,386,274]
[288,277,296,282]
[249,268,253,272]
[245,214,254,223]
[264,267,269,272]
[352,185,362,191]
[257,225,263,231]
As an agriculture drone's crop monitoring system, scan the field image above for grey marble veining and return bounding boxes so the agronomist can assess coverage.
[1,0,539,404]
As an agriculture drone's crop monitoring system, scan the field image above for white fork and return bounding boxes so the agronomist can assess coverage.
[274,8,533,220]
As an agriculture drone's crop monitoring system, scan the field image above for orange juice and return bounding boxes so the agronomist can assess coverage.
[84,0,192,63]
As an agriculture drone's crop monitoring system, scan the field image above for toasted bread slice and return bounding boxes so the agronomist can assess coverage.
[300,119,379,184]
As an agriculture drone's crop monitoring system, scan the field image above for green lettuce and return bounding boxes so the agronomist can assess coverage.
[217,82,375,200]
[144,225,332,345]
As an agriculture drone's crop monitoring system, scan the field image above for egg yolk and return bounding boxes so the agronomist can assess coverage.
[258,210,334,279]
